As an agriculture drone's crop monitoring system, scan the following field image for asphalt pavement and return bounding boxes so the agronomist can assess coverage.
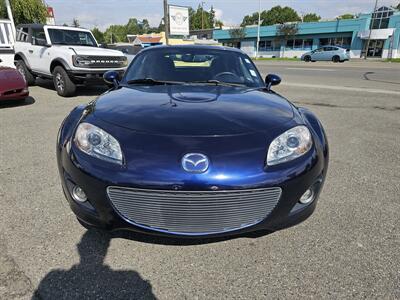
[0,60,399,299]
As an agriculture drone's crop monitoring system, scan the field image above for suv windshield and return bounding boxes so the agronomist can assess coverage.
[123,47,264,88]
[48,29,97,47]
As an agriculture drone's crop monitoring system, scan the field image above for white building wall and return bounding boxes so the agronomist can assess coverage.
[349,50,362,58]
[257,50,281,58]
[240,40,255,57]
[280,50,308,58]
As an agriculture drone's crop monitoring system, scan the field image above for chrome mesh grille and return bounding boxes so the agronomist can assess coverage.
[86,56,126,68]
[107,186,282,235]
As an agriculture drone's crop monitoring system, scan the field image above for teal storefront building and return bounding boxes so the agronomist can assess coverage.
[213,6,400,59]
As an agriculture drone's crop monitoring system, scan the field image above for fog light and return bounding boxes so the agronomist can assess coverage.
[299,188,314,204]
[72,186,87,202]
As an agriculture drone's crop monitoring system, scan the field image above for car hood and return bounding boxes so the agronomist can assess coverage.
[93,85,295,136]
[0,67,26,92]
[57,45,124,57]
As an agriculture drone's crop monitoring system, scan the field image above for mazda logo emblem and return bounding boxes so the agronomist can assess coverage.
[181,153,209,173]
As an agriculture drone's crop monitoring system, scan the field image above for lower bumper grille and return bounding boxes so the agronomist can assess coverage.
[107,186,282,235]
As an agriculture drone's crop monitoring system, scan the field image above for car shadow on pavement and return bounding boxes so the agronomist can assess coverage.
[112,228,274,246]
[32,230,155,300]
[0,96,35,109]
[35,78,109,97]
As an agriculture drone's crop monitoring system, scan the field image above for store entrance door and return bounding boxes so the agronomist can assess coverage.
[366,39,384,57]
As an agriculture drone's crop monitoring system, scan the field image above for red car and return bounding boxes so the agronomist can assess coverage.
[0,66,29,102]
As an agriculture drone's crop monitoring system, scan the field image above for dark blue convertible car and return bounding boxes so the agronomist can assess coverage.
[57,45,328,237]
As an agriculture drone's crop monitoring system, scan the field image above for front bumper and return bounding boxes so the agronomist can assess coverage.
[0,90,29,101]
[67,69,125,84]
[57,141,327,238]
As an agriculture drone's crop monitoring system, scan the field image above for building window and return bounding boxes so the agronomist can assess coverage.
[319,37,351,48]
[294,39,303,49]
[319,38,330,46]
[286,39,294,49]
[303,39,313,49]
[371,6,394,29]
[285,39,314,50]
[222,42,240,49]
[258,40,273,51]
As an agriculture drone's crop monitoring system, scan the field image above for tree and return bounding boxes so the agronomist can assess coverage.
[72,18,80,27]
[104,25,127,43]
[303,13,321,22]
[92,27,105,44]
[214,20,223,29]
[188,5,223,30]
[241,5,301,26]
[338,14,355,19]
[276,23,298,55]
[0,0,47,25]
[157,18,165,32]
[228,26,246,47]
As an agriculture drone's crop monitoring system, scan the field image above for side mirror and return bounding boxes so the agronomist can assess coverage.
[103,70,120,88]
[265,74,281,90]
[45,43,52,48]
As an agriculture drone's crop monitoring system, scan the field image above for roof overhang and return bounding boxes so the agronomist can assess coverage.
[358,28,394,40]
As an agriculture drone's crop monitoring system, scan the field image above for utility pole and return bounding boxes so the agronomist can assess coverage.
[5,0,16,38]
[163,0,169,45]
[255,0,261,59]
[364,0,378,59]
[201,2,205,30]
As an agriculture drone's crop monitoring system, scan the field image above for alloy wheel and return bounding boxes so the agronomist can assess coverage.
[55,73,65,92]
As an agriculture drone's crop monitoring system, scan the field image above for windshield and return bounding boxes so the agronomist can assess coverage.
[48,29,97,47]
[122,47,264,88]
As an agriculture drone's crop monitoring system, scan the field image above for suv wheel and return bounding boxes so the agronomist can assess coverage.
[52,66,76,97]
[15,60,36,85]
[332,55,340,63]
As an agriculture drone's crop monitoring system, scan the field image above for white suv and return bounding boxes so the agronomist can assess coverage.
[14,24,127,97]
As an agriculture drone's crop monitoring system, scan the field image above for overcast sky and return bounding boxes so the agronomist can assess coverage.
[45,0,399,30]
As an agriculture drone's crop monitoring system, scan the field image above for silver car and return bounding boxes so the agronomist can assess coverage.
[301,46,350,62]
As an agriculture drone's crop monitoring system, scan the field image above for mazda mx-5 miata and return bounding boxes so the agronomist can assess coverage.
[57,45,328,237]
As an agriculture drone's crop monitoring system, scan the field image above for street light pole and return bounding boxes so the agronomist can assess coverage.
[364,0,378,59]
[255,0,261,59]
[163,0,169,45]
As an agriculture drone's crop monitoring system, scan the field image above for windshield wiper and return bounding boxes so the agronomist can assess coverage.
[126,78,184,85]
[191,80,245,87]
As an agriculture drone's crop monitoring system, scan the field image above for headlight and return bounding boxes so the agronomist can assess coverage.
[73,55,92,67]
[74,122,123,165]
[121,56,128,67]
[267,125,312,166]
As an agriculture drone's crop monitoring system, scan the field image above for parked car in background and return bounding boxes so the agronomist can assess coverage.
[14,24,128,97]
[0,66,29,102]
[301,46,350,62]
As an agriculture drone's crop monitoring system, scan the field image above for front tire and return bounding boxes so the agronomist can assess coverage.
[304,55,311,62]
[15,60,36,86]
[52,66,76,97]
[332,55,340,63]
